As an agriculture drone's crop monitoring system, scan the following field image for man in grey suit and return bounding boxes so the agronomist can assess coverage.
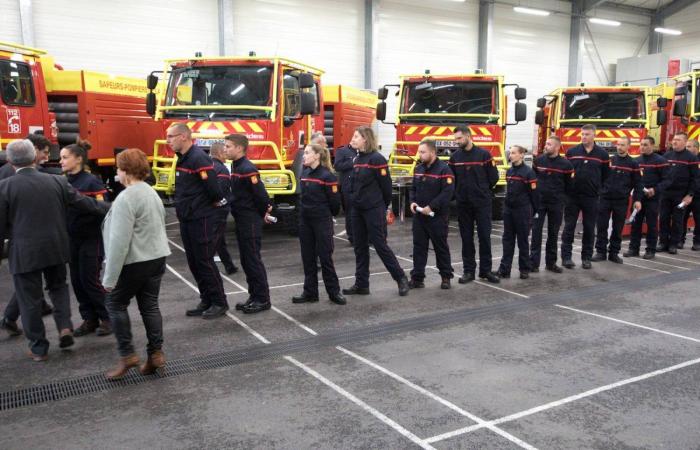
[0,139,109,361]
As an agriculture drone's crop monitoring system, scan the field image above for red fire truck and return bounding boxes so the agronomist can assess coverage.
[649,70,700,151]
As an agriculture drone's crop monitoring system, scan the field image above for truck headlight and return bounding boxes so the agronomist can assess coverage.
[261,173,291,188]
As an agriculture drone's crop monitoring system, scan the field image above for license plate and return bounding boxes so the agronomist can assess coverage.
[195,138,224,148]
[436,140,458,148]
[598,141,614,147]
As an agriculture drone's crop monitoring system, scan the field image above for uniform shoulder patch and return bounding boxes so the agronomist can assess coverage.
[332,185,338,193]
[381,168,387,176]
[446,177,453,184]
[251,175,258,184]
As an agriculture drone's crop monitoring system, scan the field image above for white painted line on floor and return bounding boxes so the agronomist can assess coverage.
[167,238,186,253]
[474,280,529,298]
[165,221,180,227]
[631,258,690,270]
[224,271,393,295]
[221,273,246,292]
[555,304,700,344]
[225,311,271,344]
[620,260,670,274]
[272,306,318,336]
[654,253,700,266]
[335,230,347,237]
[426,355,700,443]
[166,264,199,293]
[283,355,437,450]
[336,346,536,450]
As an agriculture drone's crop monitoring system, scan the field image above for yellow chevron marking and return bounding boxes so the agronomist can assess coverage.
[479,127,492,136]
[232,122,246,133]
[689,127,700,140]
[249,122,263,133]
[435,126,448,135]
[420,126,433,135]
[565,129,577,137]
[406,126,419,135]
[629,130,640,138]
[602,130,614,138]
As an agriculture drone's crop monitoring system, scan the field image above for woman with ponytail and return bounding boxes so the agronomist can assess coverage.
[291,144,346,305]
[60,139,112,337]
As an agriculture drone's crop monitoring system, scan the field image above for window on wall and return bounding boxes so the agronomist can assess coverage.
[0,60,35,106]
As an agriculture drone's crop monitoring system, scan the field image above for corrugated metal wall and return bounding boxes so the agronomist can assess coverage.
[0,0,22,43]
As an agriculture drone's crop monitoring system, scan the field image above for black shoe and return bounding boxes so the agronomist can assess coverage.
[546,264,563,273]
[329,293,347,305]
[242,301,271,314]
[186,303,208,317]
[562,259,576,269]
[530,267,539,273]
[41,301,53,317]
[398,277,410,297]
[591,253,606,262]
[643,251,655,260]
[496,269,510,279]
[235,298,253,311]
[519,272,529,279]
[440,277,451,290]
[292,293,319,304]
[668,246,678,254]
[59,329,74,349]
[623,249,639,257]
[225,266,238,275]
[0,318,22,337]
[202,304,229,319]
[657,245,669,253]
[608,254,623,264]
[479,272,500,283]
[581,259,592,270]
[693,244,700,251]
[342,285,370,295]
[73,319,98,337]
[677,242,685,250]
[458,273,475,284]
[407,278,425,289]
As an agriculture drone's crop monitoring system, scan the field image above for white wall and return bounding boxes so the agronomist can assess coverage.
[0,0,22,43]
[662,1,700,64]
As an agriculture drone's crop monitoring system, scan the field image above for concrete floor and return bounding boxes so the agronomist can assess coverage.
[2,208,700,449]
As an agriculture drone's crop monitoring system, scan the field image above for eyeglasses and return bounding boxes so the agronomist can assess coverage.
[166,133,183,139]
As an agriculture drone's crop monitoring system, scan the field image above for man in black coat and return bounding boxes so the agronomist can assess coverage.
[333,143,357,245]
[0,139,109,361]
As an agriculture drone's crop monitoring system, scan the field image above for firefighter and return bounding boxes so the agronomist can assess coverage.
[408,139,455,290]
[561,124,610,270]
[680,138,700,250]
[530,135,573,273]
[333,141,357,246]
[291,144,346,305]
[592,136,642,263]
[497,145,539,279]
[224,133,275,314]
[624,136,668,259]
[170,124,230,319]
[448,125,500,284]
[60,139,112,337]
[342,126,410,297]
[658,132,698,254]
[209,142,238,275]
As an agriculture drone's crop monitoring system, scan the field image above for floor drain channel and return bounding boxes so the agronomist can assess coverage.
[1,268,697,412]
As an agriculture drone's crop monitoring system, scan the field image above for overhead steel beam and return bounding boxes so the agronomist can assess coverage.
[583,0,607,12]
[218,0,234,56]
[18,0,35,47]
[478,0,494,73]
[657,0,698,20]
[364,0,374,89]
[648,16,663,54]
[568,0,585,85]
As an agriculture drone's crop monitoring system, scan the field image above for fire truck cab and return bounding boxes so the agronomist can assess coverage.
[650,71,700,151]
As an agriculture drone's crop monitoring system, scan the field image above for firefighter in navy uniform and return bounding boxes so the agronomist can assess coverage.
[169,124,229,319]
[448,125,500,284]
[333,143,357,245]
[224,133,274,314]
[561,124,610,270]
[291,144,346,305]
[342,126,410,297]
[210,142,238,275]
[658,132,698,254]
[624,136,668,259]
[497,145,539,279]
[530,136,573,273]
[592,136,642,263]
[679,138,700,250]
[408,139,455,290]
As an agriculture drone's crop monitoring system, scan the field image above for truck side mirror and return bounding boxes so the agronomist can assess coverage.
[534,109,544,125]
[514,102,527,122]
[146,74,158,91]
[376,101,387,121]
[299,73,315,89]
[300,92,315,115]
[146,92,156,117]
[657,97,668,108]
[673,98,687,117]
[675,85,688,96]
[536,97,546,108]
[514,87,527,100]
[657,109,668,126]
[377,87,388,100]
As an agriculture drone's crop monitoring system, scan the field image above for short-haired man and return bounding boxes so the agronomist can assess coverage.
[169,124,229,319]
[408,139,455,289]
[658,132,697,253]
[680,138,700,250]
[209,142,238,275]
[561,124,610,269]
[225,133,274,314]
[449,125,500,284]
[592,136,642,263]
[624,136,668,259]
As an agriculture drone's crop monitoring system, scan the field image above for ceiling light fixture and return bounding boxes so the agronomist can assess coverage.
[654,27,682,35]
[513,6,550,16]
[589,17,621,26]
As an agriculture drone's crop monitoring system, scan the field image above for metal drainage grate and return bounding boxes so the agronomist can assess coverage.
[1,268,697,412]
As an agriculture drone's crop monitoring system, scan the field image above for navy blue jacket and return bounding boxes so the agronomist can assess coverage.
[566,143,610,197]
[638,152,669,197]
[230,156,271,217]
[601,154,642,201]
[66,171,108,239]
[174,145,224,221]
[448,144,499,206]
[409,158,454,217]
[533,154,574,205]
[349,151,392,210]
[660,149,698,198]
[333,145,357,192]
[505,162,539,211]
[213,157,232,217]
[300,165,340,218]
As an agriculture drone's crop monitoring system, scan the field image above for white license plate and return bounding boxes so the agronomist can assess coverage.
[195,138,224,148]
[436,140,458,148]
[598,141,614,147]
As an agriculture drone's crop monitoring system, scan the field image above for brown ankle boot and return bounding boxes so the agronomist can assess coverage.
[105,354,140,380]
[139,350,165,375]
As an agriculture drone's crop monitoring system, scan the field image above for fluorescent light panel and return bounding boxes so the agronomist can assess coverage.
[513,6,550,16]
[654,27,682,35]
[589,17,621,26]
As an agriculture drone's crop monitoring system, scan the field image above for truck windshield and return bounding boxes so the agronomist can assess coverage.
[164,65,273,118]
[561,92,645,122]
[400,81,498,123]
[695,77,700,118]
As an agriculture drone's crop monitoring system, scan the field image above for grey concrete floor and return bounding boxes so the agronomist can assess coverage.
[1,208,700,449]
